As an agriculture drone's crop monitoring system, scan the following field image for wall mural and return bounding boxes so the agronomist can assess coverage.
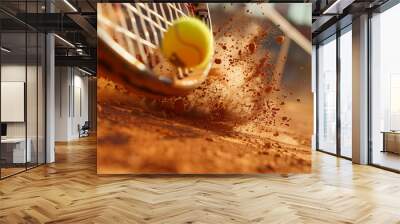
[97,3,312,174]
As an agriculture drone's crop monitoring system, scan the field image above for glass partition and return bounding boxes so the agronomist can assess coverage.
[0,1,46,179]
[27,31,38,169]
[38,32,45,165]
[0,31,28,177]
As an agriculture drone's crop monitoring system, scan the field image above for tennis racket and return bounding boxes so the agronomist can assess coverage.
[98,3,213,96]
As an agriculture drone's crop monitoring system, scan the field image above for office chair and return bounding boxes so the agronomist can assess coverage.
[79,121,90,138]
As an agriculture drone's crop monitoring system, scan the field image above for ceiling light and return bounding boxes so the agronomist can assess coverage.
[76,48,85,55]
[63,0,78,12]
[322,0,354,15]
[54,34,75,48]
[1,47,11,53]
[78,67,93,76]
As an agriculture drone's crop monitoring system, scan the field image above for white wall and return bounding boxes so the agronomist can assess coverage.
[55,67,89,141]
[55,66,70,141]
[72,73,89,138]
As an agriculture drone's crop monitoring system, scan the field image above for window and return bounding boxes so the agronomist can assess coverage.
[317,35,337,154]
[370,3,400,171]
[339,27,352,158]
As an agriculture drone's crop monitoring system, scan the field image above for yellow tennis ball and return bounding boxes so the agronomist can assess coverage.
[161,17,213,69]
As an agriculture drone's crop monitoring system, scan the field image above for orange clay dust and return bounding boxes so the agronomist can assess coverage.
[97,8,311,174]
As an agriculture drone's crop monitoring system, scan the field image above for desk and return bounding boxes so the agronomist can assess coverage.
[382,131,400,154]
[1,138,31,163]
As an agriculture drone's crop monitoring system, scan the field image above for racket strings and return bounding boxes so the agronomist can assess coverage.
[98,3,194,71]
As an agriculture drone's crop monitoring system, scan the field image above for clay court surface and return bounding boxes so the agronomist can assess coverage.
[97,76,311,174]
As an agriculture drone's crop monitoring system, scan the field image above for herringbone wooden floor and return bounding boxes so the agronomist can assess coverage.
[0,136,400,224]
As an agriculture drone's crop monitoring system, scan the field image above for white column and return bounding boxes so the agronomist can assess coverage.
[55,67,73,141]
[46,33,55,163]
[352,14,369,164]
[46,0,55,163]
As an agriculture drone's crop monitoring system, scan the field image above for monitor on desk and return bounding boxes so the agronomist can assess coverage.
[1,123,7,138]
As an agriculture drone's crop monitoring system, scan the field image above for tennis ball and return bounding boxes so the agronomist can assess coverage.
[161,17,213,69]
